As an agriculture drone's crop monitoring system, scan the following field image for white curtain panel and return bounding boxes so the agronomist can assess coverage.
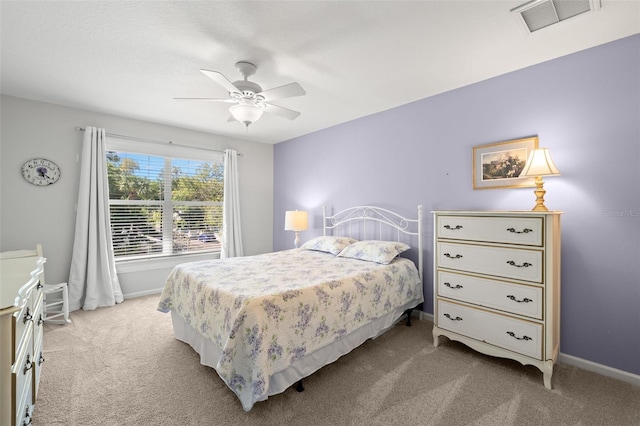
[68,127,124,311]
[221,149,244,258]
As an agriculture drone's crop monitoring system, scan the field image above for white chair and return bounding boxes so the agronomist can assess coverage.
[34,244,71,325]
[41,282,71,324]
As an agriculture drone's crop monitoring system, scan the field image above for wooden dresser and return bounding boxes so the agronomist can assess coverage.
[432,211,562,388]
[1,246,46,426]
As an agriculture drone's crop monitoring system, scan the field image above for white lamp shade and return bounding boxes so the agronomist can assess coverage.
[230,102,264,126]
[284,210,308,231]
[520,148,561,177]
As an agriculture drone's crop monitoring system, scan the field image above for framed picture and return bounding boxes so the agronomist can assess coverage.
[473,136,538,190]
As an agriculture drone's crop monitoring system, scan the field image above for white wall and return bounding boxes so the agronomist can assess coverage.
[0,95,273,297]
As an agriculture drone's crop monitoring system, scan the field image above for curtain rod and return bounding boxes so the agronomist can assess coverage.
[74,127,241,156]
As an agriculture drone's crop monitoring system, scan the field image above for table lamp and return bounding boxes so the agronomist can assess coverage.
[284,210,308,248]
[519,148,561,211]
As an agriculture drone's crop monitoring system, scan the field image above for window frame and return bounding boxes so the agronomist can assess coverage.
[105,137,224,263]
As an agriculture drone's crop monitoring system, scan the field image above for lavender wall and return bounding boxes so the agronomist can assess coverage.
[274,35,640,376]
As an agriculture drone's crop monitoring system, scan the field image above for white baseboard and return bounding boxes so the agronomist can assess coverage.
[419,311,434,322]
[123,288,163,300]
[416,313,639,388]
[558,353,640,387]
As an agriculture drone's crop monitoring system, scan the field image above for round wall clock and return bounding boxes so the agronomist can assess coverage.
[21,158,61,186]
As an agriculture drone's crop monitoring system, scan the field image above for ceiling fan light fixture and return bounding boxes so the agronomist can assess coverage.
[230,102,264,127]
[179,61,305,128]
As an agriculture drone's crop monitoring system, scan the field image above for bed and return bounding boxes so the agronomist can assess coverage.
[157,205,424,411]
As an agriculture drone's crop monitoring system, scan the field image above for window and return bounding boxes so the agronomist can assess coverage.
[105,139,224,260]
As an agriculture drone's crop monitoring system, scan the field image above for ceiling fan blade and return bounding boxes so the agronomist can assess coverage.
[173,97,236,103]
[200,69,240,94]
[258,82,306,101]
[263,103,301,120]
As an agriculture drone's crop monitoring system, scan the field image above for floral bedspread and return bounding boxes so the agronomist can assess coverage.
[157,249,422,411]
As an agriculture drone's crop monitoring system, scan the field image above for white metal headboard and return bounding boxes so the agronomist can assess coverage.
[323,205,423,280]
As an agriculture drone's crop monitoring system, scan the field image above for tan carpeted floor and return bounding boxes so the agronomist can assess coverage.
[32,294,639,426]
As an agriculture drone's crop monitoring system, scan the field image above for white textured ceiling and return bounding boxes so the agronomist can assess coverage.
[1,1,638,144]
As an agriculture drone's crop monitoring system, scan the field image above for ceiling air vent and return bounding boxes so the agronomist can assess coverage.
[512,0,601,33]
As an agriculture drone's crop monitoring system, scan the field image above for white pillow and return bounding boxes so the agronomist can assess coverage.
[337,240,410,264]
[300,236,358,255]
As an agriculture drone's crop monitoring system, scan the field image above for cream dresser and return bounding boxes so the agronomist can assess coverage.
[432,211,562,388]
[1,246,46,426]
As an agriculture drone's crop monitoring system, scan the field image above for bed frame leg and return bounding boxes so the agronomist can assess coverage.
[295,380,305,392]
[405,309,413,327]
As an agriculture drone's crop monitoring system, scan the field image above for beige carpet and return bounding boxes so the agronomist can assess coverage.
[33,294,639,426]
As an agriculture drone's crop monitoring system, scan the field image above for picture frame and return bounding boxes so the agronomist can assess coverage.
[472,136,538,190]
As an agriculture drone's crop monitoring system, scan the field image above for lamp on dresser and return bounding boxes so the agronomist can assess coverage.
[519,148,561,211]
[284,210,308,248]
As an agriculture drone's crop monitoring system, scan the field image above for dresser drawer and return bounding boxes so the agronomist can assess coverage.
[437,300,543,359]
[437,215,543,246]
[437,271,543,319]
[33,292,44,346]
[33,292,44,402]
[437,242,543,283]
[15,382,33,426]
[13,321,34,423]
[12,304,34,360]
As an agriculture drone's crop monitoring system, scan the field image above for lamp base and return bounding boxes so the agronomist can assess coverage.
[531,176,549,211]
[531,204,549,212]
[293,232,301,249]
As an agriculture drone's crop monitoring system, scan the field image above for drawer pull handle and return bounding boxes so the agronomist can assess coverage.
[444,313,463,321]
[38,315,44,326]
[507,295,533,303]
[444,253,463,259]
[444,282,463,289]
[23,307,32,323]
[39,353,45,366]
[23,408,32,425]
[506,331,532,341]
[506,227,533,234]
[37,280,43,290]
[444,225,463,230]
[506,260,532,268]
[23,355,33,375]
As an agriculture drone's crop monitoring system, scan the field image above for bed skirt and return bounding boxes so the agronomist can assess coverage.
[170,298,420,410]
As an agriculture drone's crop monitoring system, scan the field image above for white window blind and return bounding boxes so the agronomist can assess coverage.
[106,144,224,260]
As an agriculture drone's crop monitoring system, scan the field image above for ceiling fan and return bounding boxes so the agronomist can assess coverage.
[175,61,306,128]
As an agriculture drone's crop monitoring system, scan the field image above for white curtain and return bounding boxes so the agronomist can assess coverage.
[221,149,244,258]
[68,127,124,311]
